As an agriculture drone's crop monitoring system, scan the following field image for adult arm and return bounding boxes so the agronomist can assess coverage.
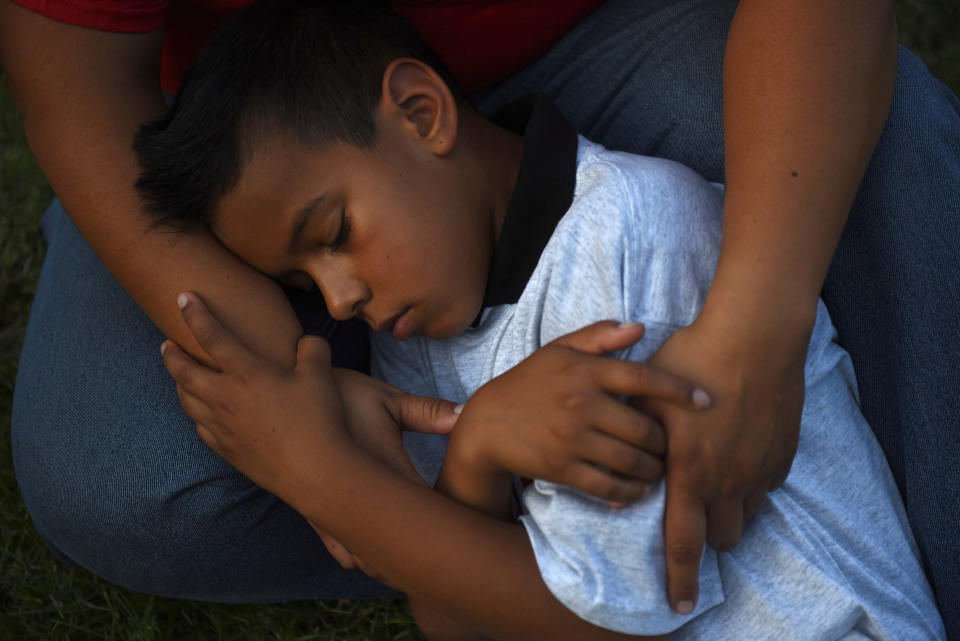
[161,297,665,641]
[653,0,899,612]
[0,1,302,366]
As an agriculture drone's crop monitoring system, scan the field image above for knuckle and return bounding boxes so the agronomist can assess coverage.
[540,448,569,474]
[631,365,651,387]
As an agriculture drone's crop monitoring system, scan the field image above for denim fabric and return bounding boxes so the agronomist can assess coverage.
[12,0,959,624]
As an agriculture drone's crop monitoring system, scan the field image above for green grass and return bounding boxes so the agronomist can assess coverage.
[2,6,959,640]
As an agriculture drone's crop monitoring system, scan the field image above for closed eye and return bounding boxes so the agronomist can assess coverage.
[329,209,350,252]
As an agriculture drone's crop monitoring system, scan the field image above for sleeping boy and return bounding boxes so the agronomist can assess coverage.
[135,1,945,638]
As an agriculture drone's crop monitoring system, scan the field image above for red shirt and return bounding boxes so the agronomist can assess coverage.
[11,0,605,93]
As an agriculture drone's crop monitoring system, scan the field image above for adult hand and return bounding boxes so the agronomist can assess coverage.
[160,292,459,565]
[642,310,807,615]
[449,321,712,506]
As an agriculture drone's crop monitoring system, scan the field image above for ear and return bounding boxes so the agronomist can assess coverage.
[380,58,458,157]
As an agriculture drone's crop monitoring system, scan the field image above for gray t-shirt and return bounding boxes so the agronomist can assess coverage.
[371,136,944,639]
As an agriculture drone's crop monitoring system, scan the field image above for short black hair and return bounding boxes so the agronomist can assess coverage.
[134,0,463,231]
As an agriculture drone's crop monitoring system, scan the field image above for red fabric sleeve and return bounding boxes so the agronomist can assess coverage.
[12,0,605,95]
[9,0,166,32]
[394,0,604,91]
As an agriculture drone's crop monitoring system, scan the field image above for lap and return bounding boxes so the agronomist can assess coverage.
[12,199,392,600]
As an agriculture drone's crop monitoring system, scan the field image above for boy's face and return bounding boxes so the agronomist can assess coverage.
[213,120,496,341]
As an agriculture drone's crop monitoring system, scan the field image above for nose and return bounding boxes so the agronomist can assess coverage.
[309,262,370,322]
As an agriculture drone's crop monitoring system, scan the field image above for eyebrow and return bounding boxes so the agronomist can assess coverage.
[288,194,326,254]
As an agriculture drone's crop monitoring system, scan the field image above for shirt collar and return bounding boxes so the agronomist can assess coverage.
[480,94,579,310]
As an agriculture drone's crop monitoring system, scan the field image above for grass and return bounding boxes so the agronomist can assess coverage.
[2,5,959,640]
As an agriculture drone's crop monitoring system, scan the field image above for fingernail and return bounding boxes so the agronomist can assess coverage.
[177,293,189,309]
[607,501,626,509]
[617,322,643,330]
[676,600,695,615]
[692,388,712,409]
[453,403,464,415]
[642,485,656,498]
[160,341,168,356]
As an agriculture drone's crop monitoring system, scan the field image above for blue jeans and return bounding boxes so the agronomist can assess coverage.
[12,0,959,630]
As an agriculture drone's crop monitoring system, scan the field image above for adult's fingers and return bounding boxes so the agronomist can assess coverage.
[176,292,256,373]
[549,320,646,355]
[705,499,744,551]
[593,358,711,411]
[194,422,220,452]
[743,492,767,520]
[664,486,706,615]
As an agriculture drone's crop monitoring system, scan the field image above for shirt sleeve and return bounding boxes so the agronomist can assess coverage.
[519,480,725,635]
[10,0,166,32]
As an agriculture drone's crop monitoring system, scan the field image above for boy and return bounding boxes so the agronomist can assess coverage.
[136,0,944,638]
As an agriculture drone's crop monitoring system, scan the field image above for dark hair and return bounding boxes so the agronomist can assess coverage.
[134,0,463,230]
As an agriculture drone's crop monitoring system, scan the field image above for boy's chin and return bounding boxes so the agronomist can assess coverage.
[420,316,478,341]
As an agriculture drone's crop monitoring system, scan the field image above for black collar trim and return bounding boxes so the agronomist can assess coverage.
[480,94,579,310]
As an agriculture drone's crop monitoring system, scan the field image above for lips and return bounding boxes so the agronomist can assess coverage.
[373,307,411,336]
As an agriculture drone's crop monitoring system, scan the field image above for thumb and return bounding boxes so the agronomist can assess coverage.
[295,335,333,374]
[389,392,460,435]
[549,320,646,355]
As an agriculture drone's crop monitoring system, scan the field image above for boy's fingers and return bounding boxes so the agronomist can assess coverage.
[664,487,706,615]
[589,397,667,456]
[566,462,651,503]
[595,359,711,411]
[581,431,665,482]
[177,292,252,372]
[389,392,460,435]
[549,320,646,356]
[162,339,219,399]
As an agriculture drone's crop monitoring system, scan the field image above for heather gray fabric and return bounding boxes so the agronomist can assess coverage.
[372,138,944,638]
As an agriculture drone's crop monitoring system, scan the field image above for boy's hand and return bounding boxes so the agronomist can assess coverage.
[643,311,807,616]
[448,321,712,505]
[160,293,459,533]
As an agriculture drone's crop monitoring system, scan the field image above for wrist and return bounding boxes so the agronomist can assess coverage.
[437,420,513,518]
[700,262,818,350]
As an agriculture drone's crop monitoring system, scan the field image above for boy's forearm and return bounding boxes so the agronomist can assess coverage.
[435,428,515,520]
[0,2,303,367]
[706,0,898,331]
[294,445,659,641]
